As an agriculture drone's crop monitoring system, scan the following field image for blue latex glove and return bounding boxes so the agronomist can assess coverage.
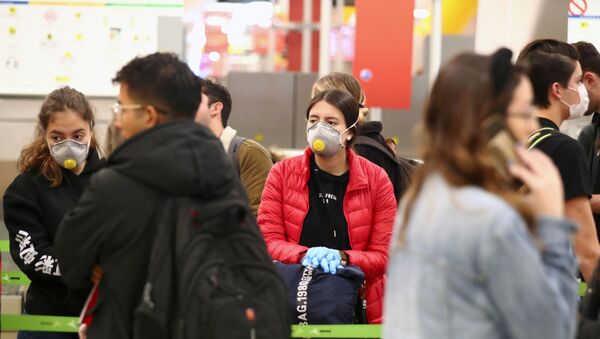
[301,247,343,274]
[302,247,330,267]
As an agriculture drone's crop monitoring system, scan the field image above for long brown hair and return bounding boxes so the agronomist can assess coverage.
[17,86,101,187]
[398,51,535,244]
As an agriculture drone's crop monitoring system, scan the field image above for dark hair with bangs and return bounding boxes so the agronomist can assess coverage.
[517,39,579,109]
[306,89,360,146]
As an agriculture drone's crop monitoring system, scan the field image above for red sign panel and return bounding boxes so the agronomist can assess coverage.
[353,0,414,109]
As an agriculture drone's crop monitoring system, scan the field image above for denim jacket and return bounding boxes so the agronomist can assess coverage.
[383,174,579,339]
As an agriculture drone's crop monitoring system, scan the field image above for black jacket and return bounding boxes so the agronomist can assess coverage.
[55,121,238,339]
[578,114,600,240]
[3,149,104,316]
[352,121,414,204]
[578,260,600,339]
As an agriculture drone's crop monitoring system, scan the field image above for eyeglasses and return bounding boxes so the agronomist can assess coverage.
[111,102,170,119]
[111,103,142,118]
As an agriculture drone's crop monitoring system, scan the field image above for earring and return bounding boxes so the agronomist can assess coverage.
[347,136,352,140]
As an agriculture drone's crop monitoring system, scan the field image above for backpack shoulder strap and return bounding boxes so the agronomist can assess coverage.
[139,196,176,311]
[353,135,399,164]
[146,197,175,276]
[227,136,246,176]
[528,127,558,150]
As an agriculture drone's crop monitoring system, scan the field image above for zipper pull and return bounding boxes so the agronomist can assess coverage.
[333,229,337,238]
[246,308,256,339]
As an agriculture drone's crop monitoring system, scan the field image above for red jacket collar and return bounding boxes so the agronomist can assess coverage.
[301,147,369,191]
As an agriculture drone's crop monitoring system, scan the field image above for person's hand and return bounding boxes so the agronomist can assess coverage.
[509,146,564,218]
[78,324,87,339]
[91,265,103,285]
[301,247,343,274]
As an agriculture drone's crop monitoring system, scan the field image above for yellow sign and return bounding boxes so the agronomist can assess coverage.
[414,0,478,36]
[9,27,17,36]
[9,7,17,15]
[55,75,70,82]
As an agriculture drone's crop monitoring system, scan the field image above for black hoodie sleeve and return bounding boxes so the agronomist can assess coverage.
[54,171,107,289]
[3,174,63,283]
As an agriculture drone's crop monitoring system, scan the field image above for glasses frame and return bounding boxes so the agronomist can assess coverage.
[111,103,143,118]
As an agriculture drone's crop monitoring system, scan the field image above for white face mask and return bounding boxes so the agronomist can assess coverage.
[560,83,590,120]
[48,139,90,170]
[306,119,358,157]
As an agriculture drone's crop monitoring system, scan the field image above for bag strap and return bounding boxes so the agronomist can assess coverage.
[140,197,176,308]
[353,135,399,164]
[528,127,557,150]
[227,136,246,176]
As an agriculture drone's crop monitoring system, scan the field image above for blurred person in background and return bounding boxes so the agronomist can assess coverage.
[578,260,600,338]
[195,78,272,217]
[573,41,600,240]
[384,49,579,339]
[104,120,122,155]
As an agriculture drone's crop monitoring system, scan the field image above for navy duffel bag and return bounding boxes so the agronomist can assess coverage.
[274,262,366,325]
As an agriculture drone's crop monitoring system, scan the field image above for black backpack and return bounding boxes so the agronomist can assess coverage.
[133,191,290,339]
[353,135,418,201]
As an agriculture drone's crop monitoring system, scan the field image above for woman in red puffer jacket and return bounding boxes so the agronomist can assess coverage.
[257,89,397,324]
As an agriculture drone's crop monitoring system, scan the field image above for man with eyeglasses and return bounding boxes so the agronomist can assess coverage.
[53,52,239,339]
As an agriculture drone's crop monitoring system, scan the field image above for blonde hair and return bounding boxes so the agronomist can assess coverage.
[312,72,369,123]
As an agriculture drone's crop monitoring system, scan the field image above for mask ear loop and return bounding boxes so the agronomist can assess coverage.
[558,85,579,108]
[339,116,360,147]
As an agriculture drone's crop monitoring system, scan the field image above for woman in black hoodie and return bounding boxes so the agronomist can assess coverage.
[3,87,105,339]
